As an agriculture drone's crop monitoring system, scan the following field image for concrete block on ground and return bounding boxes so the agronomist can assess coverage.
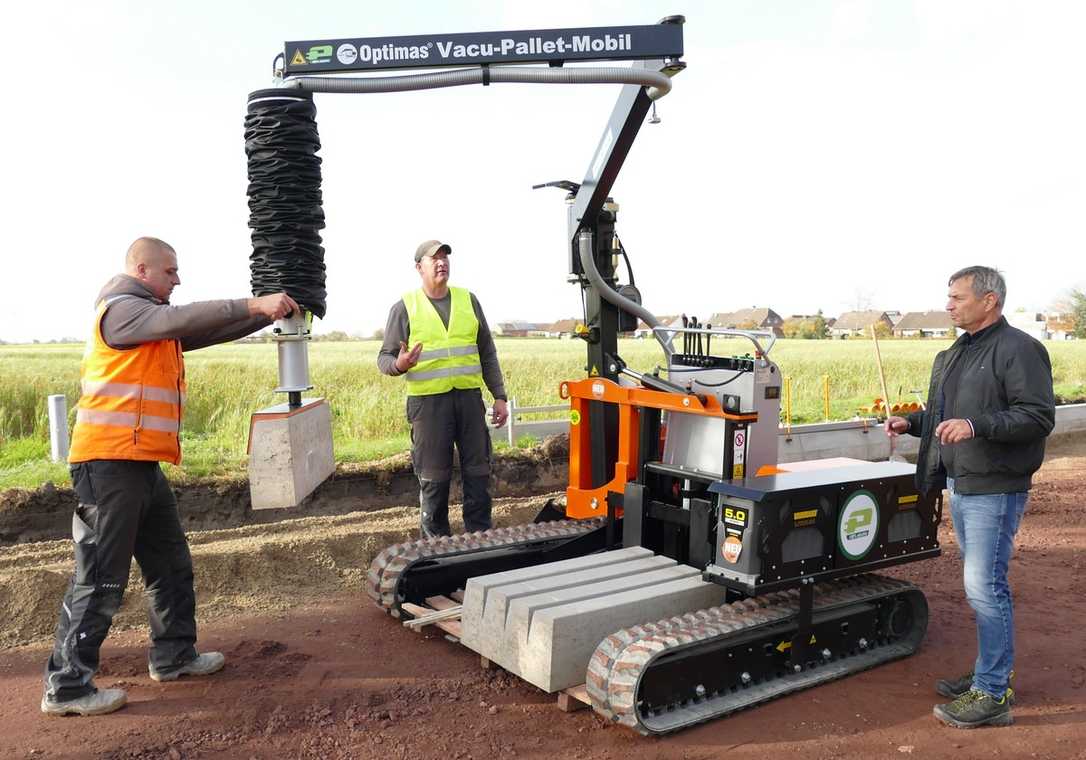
[460,547,653,652]
[248,399,334,510]
[461,547,728,692]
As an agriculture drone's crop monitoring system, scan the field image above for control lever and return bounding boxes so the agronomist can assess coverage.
[531,179,581,194]
[619,366,707,406]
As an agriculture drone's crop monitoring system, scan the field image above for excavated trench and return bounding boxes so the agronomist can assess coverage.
[0,437,570,545]
[0,438,571,648]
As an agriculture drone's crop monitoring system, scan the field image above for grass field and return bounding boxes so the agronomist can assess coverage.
[2,337,1084,489]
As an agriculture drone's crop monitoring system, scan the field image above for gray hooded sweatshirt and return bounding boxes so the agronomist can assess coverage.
[95,274,270,351]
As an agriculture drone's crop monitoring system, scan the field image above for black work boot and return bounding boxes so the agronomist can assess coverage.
[933,689,1013,728]
[936,669,1015,703]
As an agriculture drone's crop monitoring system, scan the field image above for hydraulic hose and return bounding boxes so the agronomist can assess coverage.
[245,89,327,318]
[284,65,674,100]
[578,230,673,357]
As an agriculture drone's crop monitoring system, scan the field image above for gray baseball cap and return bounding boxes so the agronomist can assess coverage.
[414,239,452,262]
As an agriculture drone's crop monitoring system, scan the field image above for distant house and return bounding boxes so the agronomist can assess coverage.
[1007,310,1049,341]
[893,311,956,338]
[547,318,580,338]
[1045,312,1076,340]
[634,314,681,340]
[830,310,894,338]
[885,310,904,327]
[496,321,541,337]
[708,307,785,337]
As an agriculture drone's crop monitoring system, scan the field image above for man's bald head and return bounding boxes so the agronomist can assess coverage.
[125,237,180,301]
[125,237,175,271]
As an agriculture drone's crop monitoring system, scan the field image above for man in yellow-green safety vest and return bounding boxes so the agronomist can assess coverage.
[378,239,509,538]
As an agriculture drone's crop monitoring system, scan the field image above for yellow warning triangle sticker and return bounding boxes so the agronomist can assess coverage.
[290,49,307,66]
[589,365,599,377]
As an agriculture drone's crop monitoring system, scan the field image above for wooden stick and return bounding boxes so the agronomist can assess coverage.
[870,323,892,417]
[402,605,463,629]
[871,323,897,461]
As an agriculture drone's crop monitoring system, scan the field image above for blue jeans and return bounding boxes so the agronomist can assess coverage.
[946,478,1028,699]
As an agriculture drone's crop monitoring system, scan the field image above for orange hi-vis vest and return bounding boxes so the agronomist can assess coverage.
[68,296,187,465]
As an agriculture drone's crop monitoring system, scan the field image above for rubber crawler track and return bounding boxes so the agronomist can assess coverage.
[587,574,927,734]
[366,518,606,616]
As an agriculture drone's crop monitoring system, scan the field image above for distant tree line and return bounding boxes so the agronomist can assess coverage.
[1072,289,1086,339]
[780,311,831,340]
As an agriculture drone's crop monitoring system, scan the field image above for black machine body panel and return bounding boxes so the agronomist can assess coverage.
[702,461,942,594]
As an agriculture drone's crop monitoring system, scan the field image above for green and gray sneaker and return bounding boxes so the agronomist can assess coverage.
[936,669,1015,704]
[933,689,1013,728]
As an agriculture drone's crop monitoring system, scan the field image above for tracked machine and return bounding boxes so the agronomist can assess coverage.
[259,16,941,735]
[369,317,939,733]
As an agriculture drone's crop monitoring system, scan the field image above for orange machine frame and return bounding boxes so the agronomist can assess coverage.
[560,377,758,520]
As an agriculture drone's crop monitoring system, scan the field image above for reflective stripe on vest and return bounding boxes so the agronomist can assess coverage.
[402,286,483,396]
[68,298,186,465]
[76,408,181,433]
[80,380,184,406]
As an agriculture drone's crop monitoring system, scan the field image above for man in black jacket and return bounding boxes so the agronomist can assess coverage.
[886,265,1054,729]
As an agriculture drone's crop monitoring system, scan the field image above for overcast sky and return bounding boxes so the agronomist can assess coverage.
[2,0,1083,342]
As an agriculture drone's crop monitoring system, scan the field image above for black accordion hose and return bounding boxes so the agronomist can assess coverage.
[245,89,327,319]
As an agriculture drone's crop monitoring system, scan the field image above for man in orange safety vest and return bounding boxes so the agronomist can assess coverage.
[41,236,298,717]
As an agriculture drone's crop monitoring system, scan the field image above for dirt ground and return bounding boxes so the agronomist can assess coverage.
[1,440,1084,759]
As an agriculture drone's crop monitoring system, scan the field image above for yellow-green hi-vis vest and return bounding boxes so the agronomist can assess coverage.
[402,287,484,396]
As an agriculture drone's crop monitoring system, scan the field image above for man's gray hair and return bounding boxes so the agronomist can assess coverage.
[948,265,1006,307]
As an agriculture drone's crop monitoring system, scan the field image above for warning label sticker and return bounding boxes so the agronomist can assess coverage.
[722,535,743,563]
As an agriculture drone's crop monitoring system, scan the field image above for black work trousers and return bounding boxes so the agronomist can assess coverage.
[407,388,493,538]
[43,460,198,702]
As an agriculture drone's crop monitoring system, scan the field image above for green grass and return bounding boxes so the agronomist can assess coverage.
[2,338,1084,489]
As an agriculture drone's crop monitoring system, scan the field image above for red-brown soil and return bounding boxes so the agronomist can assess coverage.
[1,439,1083,760]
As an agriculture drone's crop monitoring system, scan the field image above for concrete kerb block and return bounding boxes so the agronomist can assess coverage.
[504,567,688,686]
[477,555,676,644]
[248,399,335,510]
[460,547,729,692]
[460,546,652,651]
[486,559,684,671]
[515,571,727,692]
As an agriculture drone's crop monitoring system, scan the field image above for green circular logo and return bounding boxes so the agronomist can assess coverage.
[569,409,581,426]
[837,489,879,561]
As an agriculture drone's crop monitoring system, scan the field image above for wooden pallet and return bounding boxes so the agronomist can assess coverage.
[401,591,464,638]
[557,684,591,712]
[403,592,592,714]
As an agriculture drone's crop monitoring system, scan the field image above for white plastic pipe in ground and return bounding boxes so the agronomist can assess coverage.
[47,394,68,462]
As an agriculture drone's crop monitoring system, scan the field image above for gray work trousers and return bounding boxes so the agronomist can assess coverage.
[43,460,199,703]
[407,388,493,538]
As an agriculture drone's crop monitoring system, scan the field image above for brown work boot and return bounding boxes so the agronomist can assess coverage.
[933,689,1013,729]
